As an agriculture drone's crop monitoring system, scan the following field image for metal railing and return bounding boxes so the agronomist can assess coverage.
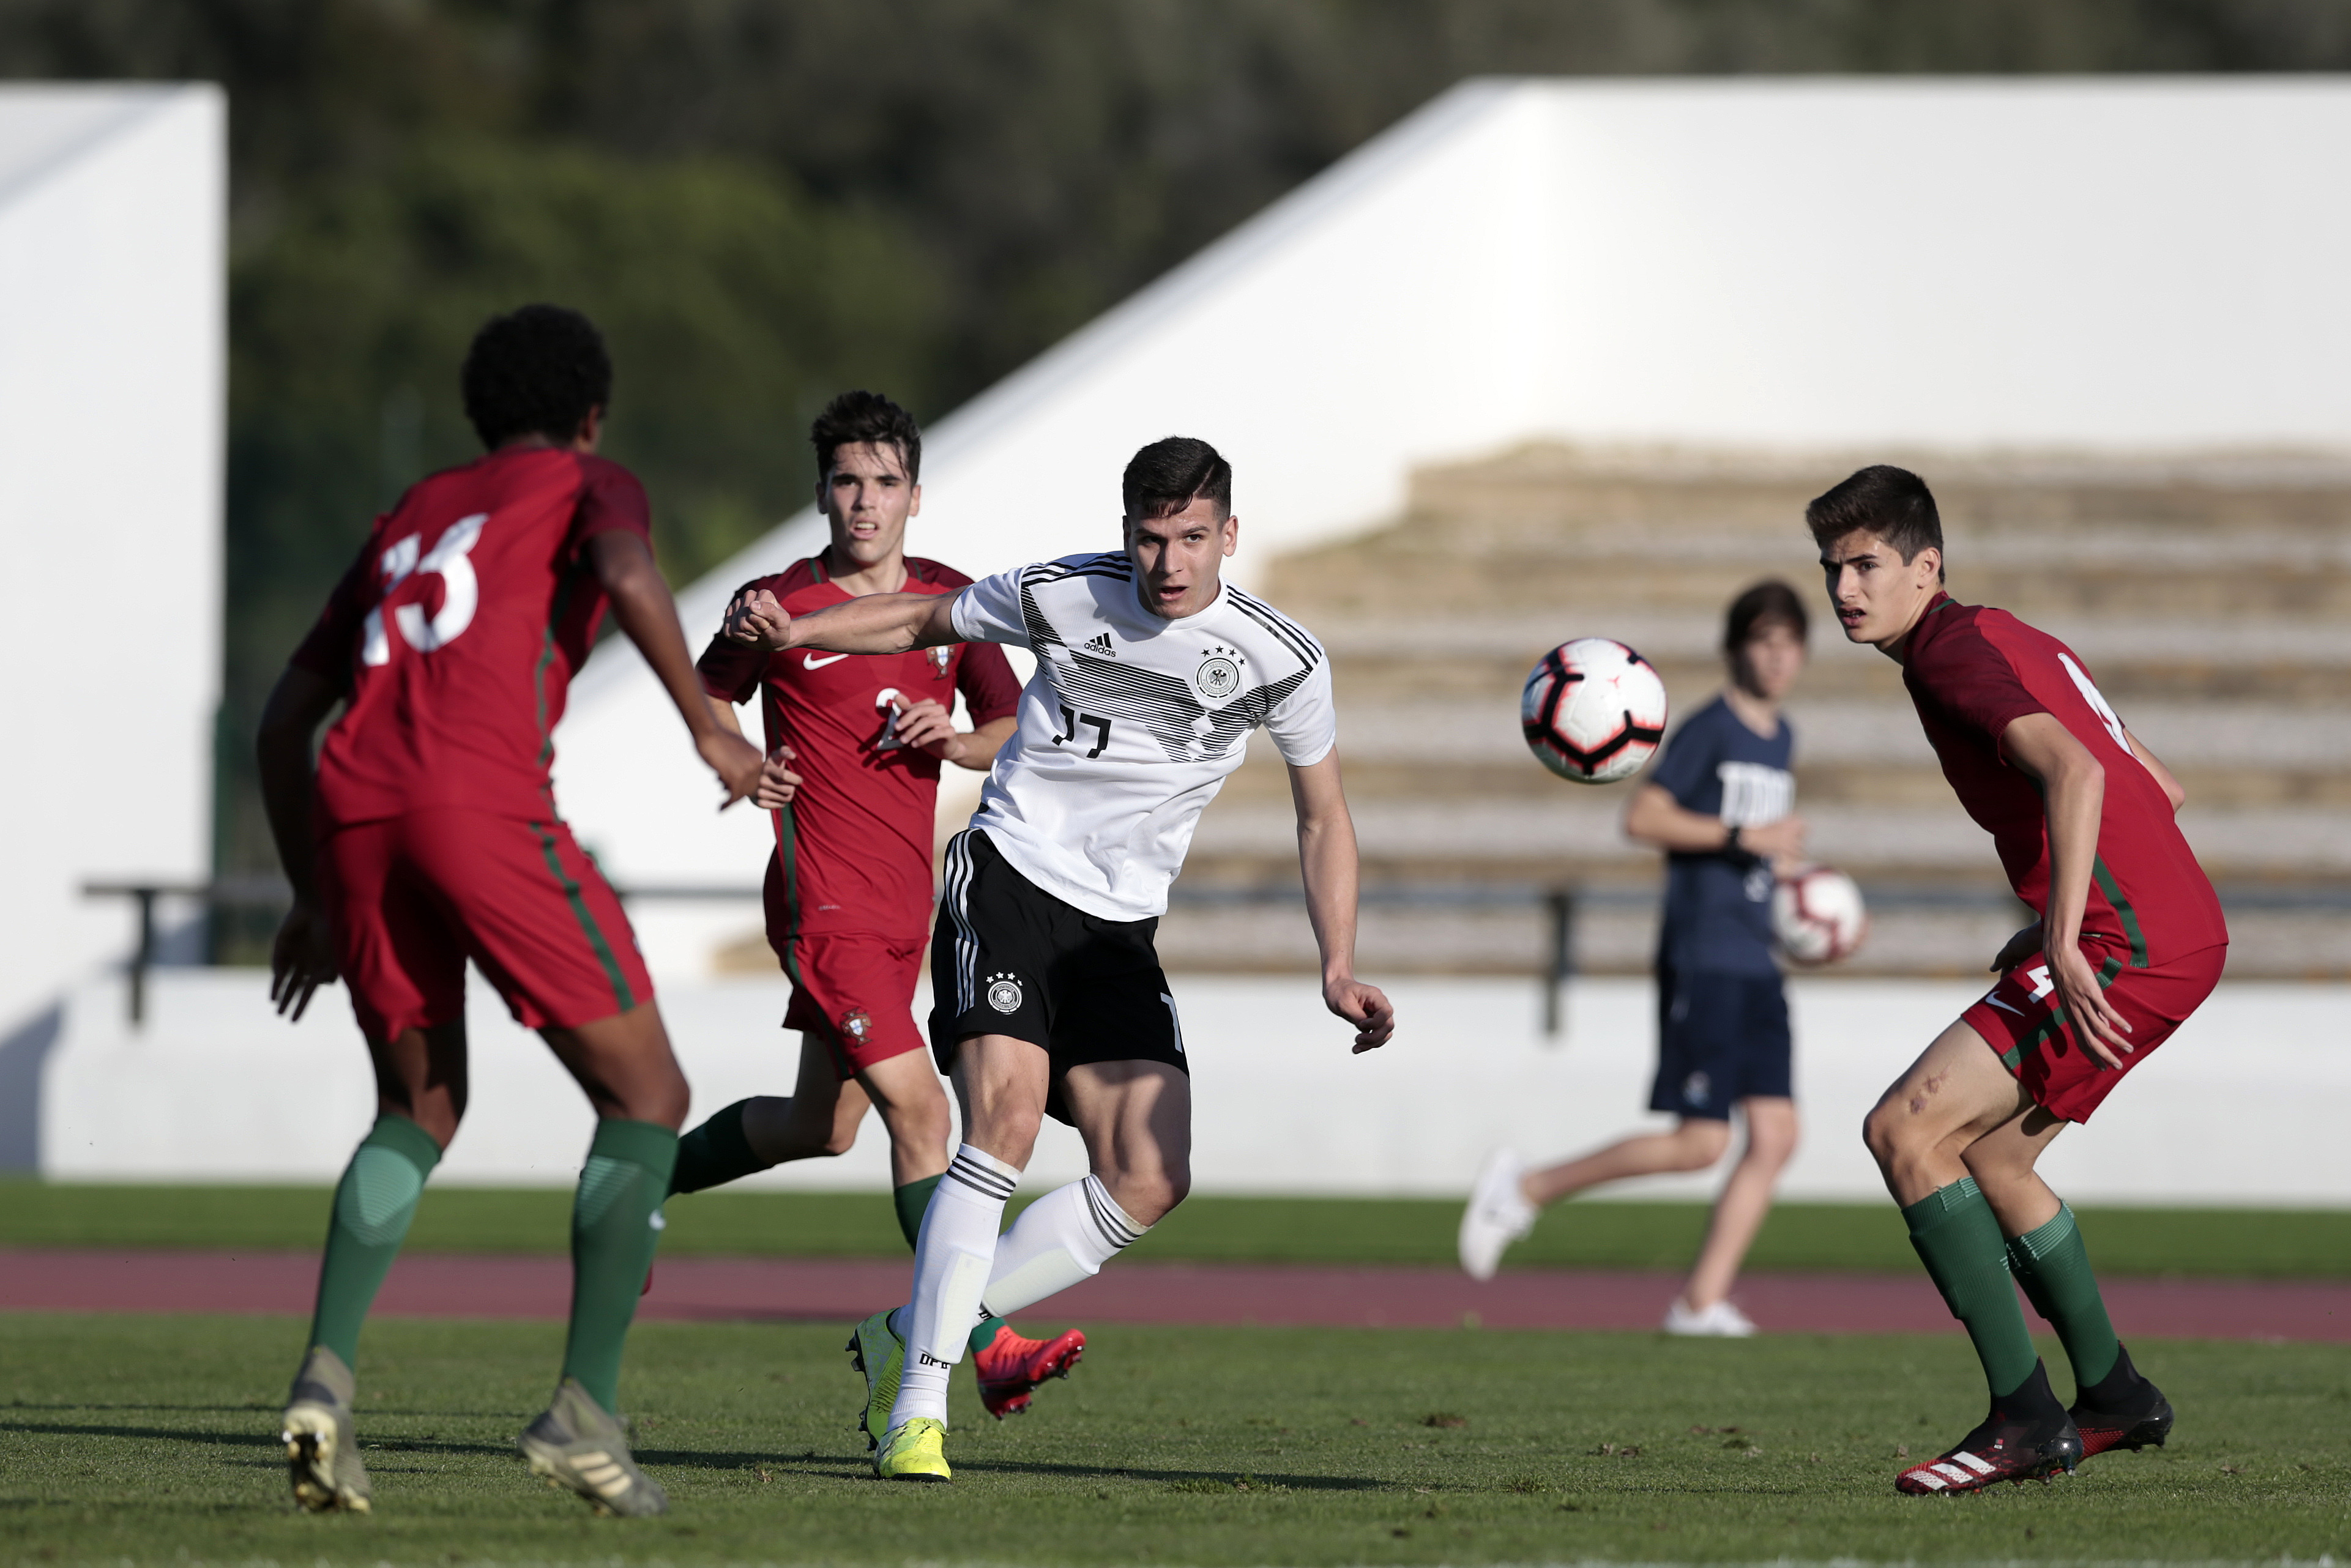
[80,877,768,1028]
[79,875,2351,1035]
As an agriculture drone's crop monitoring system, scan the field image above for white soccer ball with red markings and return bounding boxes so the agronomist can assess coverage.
[1519,637,1670,784]
[1773,864,1868,965]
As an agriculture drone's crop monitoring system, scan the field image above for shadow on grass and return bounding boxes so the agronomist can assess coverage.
[3,1402,277,1413]
[628,1446,1392,1492]
[936,1458,1390,1490]
[0,1419,513,1458]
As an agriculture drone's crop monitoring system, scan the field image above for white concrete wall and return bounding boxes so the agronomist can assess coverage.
[551,77,2351,949]
[0,86,225,1051]
[38,970,2351,1208]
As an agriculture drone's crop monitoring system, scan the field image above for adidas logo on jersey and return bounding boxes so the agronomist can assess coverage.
[1082,632,1115,656]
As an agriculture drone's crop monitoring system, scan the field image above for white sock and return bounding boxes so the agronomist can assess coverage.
[980,1173,1148,1319]
[888,1143,1019,1428]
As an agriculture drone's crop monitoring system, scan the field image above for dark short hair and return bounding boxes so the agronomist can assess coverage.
[1805,464,1945,581]
[1123,436,1232,521]
[460,305,611,448]
[1724,579,1809,653]
[811,390,921,482]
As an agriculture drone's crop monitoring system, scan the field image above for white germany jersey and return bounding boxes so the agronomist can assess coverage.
[949,551,1336,921]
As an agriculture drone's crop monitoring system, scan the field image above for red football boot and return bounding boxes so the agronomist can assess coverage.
[973,1324,1086,1419]
[1897,1364,2083,1495]
[2070,1343,2175,1459]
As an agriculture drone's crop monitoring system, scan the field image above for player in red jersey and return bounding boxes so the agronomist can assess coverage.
[1808,466,2226,1496]
[666,392,1087,1422]
[256,307,764,1517]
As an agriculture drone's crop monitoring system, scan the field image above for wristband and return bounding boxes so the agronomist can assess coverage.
[1724,824,1744,855]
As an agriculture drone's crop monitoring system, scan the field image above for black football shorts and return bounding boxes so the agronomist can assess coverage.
[1647,965,1793,1121]
[928,829,1188,1123]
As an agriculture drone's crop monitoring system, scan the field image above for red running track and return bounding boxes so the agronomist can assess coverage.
[1,1250,2344,1342]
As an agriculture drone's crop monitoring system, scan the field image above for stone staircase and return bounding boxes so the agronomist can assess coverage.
[1158,444,2351,979]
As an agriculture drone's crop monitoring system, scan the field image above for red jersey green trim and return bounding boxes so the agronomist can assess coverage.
[533,823,636,1014]
[2091,856,2150,968]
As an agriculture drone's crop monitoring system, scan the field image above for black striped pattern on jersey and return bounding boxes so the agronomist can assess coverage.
[1029,551,1133,583]
[1081,1174,1145,1252]
[947,1146,1019,1202]
[1226,585,1325,669]
[1016,573,1319,763]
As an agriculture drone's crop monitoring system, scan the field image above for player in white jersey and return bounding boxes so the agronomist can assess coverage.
[718,436,1396,1481]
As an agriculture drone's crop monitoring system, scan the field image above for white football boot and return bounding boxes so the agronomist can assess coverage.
[1458,1148,1536,1280]
[1662,1296,1757,1337]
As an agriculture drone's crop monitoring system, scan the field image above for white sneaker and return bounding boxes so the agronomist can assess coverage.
[1662,1297,1757,1337]
[1458,1148,1536,1280]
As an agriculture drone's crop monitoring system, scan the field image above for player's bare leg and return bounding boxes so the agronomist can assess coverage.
[1875,1028,2166,1461]
[538,1004,691,1129]
[1521,1118,1732,1206]
[726,1039,953,1183]
[877,1041,1179,1464]
[736,1041,870,1162]
[285,1018,468,1512]
[1866,1019,2093,1492]
[1461,1118,1732,1284]
[507,1003,687,1515]
[367,1019,470,1146]
[1863,1019,2048,1205]
[1058,1060,1193,1226]
[1680,1095,1798,1313]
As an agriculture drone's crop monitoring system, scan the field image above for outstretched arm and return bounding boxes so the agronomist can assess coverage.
[2001,712,2131,1067]
[587,530,763,808]
[256,664,345,1020]
[723,585,961,655]
[1287,751,1395,1053]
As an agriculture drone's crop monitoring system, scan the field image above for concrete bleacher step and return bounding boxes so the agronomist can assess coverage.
[1160,444,2351,979]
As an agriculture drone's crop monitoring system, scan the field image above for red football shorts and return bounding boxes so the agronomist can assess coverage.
[316,808,654,1042]
[1961,937,2226,1124]
[772,928,928,1079]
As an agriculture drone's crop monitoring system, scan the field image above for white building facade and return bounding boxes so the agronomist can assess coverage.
[0,86,225,1169]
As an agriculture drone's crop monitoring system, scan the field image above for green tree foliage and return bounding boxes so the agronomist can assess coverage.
[218,138,939,872]
[4,0,2351,875]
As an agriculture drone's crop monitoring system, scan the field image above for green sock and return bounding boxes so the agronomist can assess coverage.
[895,1174,1007,1356]
[2006,1203,2120,1389]
[893,1175,940,1247]
[307,1114,441,1367]
[669,1098,766,1196]
[561,1118,678,1414]
[1903,1176,2040,1400]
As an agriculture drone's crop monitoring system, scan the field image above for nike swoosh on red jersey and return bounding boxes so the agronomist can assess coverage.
[802,652,849,670]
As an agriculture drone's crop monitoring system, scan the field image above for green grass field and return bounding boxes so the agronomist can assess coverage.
[13,1184,2351,1279]
[6,1181,2348,1276]
[2,1312,2345,1566]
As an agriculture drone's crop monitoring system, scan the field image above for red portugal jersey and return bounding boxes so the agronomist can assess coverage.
[290,447,652,831]
[696,555,1021,940]
[1902,593,2227,964]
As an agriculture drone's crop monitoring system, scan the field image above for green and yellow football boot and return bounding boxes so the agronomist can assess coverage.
[845,1309,906,1451]
[281,1345,372,1513]
[873,1416,952,1482]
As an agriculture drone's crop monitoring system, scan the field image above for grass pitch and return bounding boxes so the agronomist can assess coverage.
[8,1182,2350,1276]
[2,1312,2345,1566]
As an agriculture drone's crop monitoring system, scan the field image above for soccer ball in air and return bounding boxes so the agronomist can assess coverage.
[1520,638,1670,784]
[1773,864,1868,965]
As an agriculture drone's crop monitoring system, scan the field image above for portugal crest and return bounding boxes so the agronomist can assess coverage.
[928,645,952,677]
[838,1007,872,1046]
